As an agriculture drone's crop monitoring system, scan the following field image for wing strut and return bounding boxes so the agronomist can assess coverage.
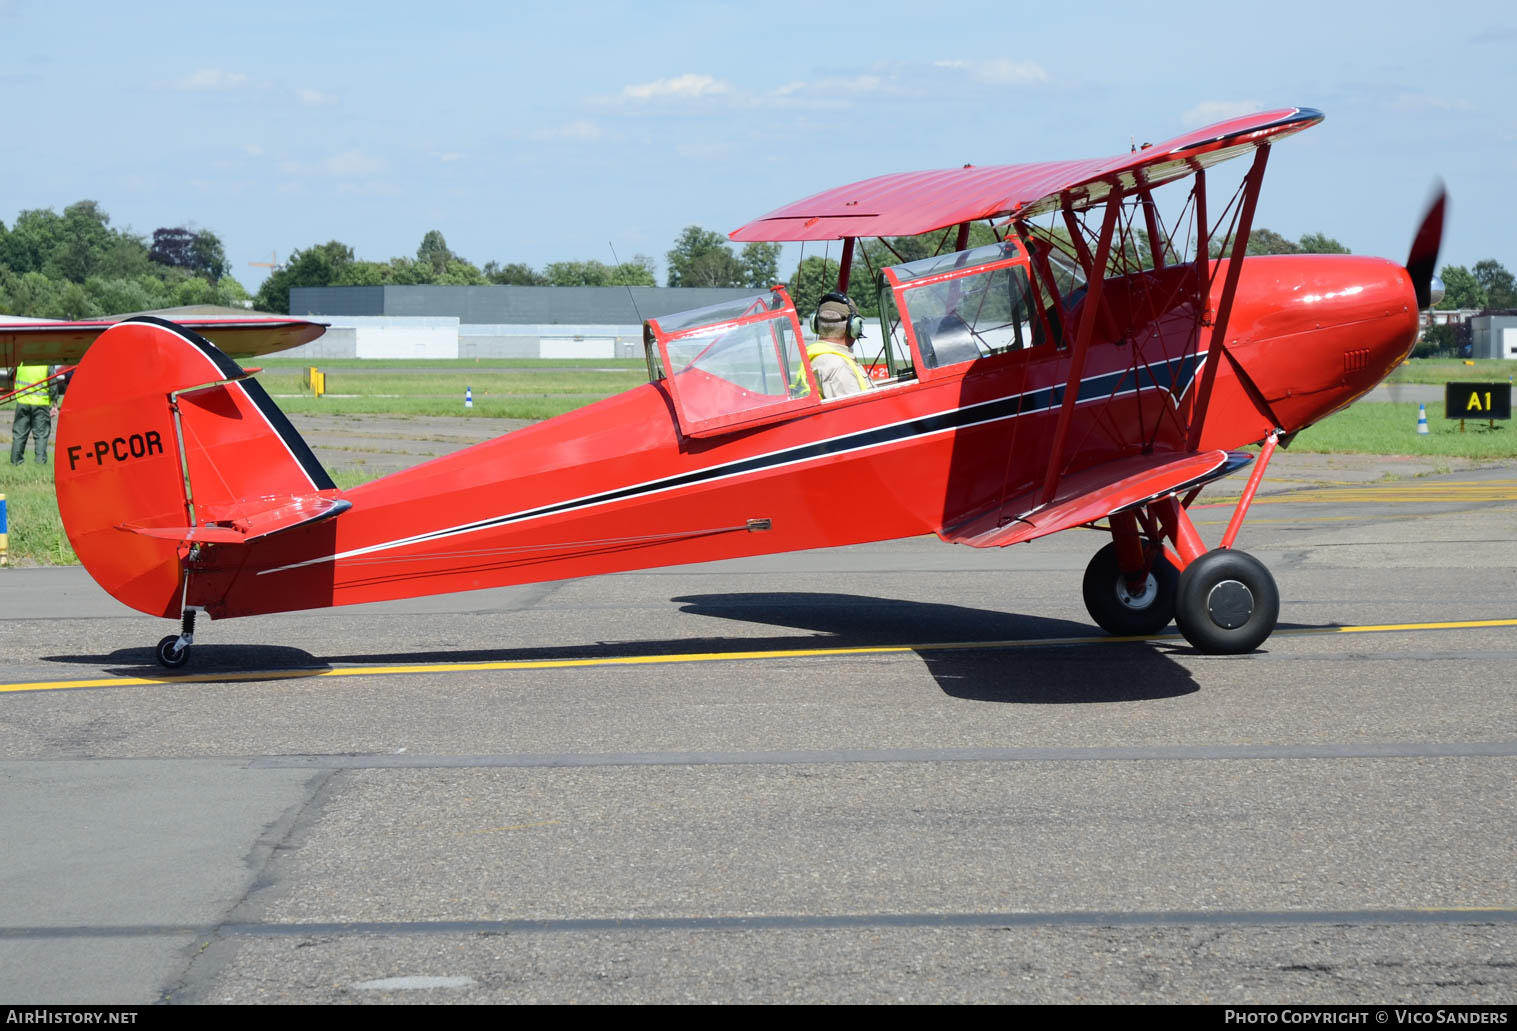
[1040,184,1124,506]
[1138,178,1165,269]
[1186,145,1270,450]
[837,237,856,293]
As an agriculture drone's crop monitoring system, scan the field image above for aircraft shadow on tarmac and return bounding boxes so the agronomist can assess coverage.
[669,592,1198,703]
[45,592,1199,703]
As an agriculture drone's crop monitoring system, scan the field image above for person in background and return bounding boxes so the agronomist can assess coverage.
[10,362,59,465]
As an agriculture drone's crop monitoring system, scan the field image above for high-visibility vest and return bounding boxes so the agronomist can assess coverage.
[13,364,51,407]
[806,341,872,394]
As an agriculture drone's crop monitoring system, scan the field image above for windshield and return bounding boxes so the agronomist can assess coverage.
[888,240,1024,285]
[886,244,1043,369]
[648,291,812,430]
[653,292,784,335]
[663,315,805,402]
[1043,244,1087,297]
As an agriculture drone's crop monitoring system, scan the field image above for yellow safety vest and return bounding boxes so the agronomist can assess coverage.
[13,364,51,407]
[806,341,872,394]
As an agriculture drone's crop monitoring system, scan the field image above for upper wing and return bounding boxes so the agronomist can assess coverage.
[1,315,326,366]
[730,107,1321,242]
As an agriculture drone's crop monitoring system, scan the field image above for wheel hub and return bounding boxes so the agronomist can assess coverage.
[1206,579,1254,629]
[1115,573,1158,610]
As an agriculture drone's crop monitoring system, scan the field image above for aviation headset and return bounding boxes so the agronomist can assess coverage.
[810,292,866,340]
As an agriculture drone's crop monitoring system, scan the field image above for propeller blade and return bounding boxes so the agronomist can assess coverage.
[1405,183,1447,310]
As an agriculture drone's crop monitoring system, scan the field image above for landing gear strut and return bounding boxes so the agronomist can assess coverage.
[1083,434,1285,654]
[155,608,198,669]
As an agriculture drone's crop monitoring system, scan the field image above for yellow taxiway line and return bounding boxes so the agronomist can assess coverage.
[3,617,1517,695]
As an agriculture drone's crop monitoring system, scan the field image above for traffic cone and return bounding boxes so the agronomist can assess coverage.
[465,386,473,409]
[1416,403,1429,435]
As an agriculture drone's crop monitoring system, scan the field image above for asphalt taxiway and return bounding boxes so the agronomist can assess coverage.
[1,458,1513,1004]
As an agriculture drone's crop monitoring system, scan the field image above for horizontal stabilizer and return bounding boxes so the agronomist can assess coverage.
[941,450,1250,549]
[119,494,350,545]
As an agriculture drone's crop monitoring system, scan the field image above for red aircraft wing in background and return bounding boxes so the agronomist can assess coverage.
[1,314,326,368]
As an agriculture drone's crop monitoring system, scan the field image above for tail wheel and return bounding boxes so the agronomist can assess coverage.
[1173,549,1279,654]
[155,635,190,669]
[1081,541,1178,637]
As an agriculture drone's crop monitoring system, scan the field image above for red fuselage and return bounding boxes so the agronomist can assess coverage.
[170,254,1415,620]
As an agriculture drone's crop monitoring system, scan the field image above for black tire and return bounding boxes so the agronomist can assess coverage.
[1081,541,1178,637]
[1173,549,1279,654]
[155,635,190,669]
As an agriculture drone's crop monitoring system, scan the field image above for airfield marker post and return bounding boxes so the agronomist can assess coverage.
[1,493,7,566]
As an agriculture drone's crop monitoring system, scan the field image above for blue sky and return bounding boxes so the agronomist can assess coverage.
[3,0,1511,290]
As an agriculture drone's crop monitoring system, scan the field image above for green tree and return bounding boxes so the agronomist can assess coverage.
[83,276,161,315]
[416,230,456,274]
[0,270,60,316]
[47,201,116,282]
[544,258,655,287]
[1245,228,1301,256]
[212,275,251,307]
[666,226,744,287]
[1298,232,1350,254]
[739,242,782,289]
[1436,265,1486,310]
[1414,322,1458,359]
[2,209,62,274]
[434,258,489,286]
[174,277,216,307]
[1472,259,1517,309]
[253,240,355,313]
[190,230,228,282]
[149,227,228,282]
[483,261,547,285]
[610,255,657,286]
[787,256,841,320]
[96,233,155,280]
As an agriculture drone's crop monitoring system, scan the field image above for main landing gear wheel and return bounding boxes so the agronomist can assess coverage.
[1173,549,1280,654]
[1082,541,1179,637]
[155,635,190,669]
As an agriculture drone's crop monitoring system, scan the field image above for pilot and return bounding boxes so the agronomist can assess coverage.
[807,293,873,398]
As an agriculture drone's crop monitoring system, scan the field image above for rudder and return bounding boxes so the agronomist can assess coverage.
[55,317,340,617]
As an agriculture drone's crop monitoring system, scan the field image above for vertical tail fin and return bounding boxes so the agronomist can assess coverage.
[55,317,340,617]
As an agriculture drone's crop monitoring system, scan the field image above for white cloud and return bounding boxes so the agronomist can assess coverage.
[762,74,892,107]
[298,89,336,107]
[324,150,386,176]
[1181,100,1264,127]
[827,74,886,94]
[177,68,248,91]
[243,144,264,157]
[934,59,1047,84]
[1392,93,1472,113]
[620,73,731,101]
[437,151,463,162]
[533,119,602,141]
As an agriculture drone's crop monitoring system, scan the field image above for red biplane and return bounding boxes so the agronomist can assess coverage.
[48,107,1444,667]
